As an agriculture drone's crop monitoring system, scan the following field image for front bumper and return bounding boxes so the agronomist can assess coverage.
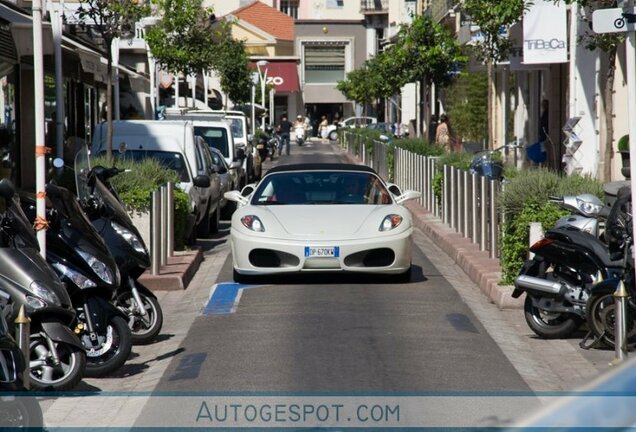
[231,228,413,275]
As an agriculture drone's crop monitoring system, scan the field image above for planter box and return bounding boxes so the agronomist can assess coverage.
[129,211,151,251]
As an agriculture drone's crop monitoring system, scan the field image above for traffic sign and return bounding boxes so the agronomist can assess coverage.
[592,7,636,34]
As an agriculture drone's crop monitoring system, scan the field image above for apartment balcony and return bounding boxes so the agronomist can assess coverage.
[429,0,458,23]
[361,0,388,14]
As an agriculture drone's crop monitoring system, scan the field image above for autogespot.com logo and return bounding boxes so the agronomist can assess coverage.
[525,38,566,50]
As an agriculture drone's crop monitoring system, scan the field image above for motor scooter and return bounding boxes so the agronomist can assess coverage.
[0,288,43,428]
[0,179,85,390]
[20,181,132,378]
[74,147,163,345]
[295,125,306,146]
[512,193,620,339]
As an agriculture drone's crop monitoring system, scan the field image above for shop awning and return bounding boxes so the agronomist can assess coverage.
[251,61,299,93]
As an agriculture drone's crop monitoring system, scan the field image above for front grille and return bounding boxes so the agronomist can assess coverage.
[249,249,300,268]
[344,248,395,268]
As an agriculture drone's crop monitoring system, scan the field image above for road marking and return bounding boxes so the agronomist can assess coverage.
[202,282,260,315]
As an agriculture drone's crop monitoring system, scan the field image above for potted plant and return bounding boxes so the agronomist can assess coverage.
[618,134,630,179]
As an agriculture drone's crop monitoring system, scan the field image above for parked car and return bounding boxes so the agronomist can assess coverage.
[224,163,421,283]
[341,116,377,129]
[164,108,254,187]
[91,120,222,242]
[209,146,238,218]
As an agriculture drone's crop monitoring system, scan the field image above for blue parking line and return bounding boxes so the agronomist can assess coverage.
[202,282,256,315]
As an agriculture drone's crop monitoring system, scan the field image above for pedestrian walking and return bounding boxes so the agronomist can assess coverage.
[319,115,329,139]
[277,115,293,156]
[435,113,456,152]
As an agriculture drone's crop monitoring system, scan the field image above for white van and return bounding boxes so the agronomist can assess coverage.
[91,120,222,242]
[163,109,249,188]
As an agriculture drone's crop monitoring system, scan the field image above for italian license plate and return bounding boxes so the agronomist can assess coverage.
[305,246,339,257]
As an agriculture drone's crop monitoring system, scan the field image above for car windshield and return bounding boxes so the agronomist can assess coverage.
[227,118,244,139]
[106,150,191,183]
[194,126,230,158]
[252,171,392,205]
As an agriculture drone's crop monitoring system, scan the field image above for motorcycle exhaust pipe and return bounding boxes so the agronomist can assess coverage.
[514,275,566,297]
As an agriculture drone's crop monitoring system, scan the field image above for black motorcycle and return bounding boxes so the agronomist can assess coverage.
[584,185,636,349]
[21,182,132,378]
[0,288,43,428]
[0,179,85,390]
[74,147,163,345]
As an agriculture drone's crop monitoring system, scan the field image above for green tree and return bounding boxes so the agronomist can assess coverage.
[462,0,525,148]
[210,22,252,105]
[446,69,489,143]
[144,0,217,75]
[78,0,150,161]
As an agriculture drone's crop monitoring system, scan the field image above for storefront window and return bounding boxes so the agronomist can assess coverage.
[0,68,16,181]
[304,45,345,84]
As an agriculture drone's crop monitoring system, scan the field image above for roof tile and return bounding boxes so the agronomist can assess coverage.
[231,1,294,42]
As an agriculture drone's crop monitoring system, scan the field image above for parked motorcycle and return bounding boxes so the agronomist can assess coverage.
[512,192,618,339]
[74,147,163,345]
[0,179,85,390]
[21,182,132,378]
[0,289,43,428]
[265,127,280,161]
[584,185,636,349]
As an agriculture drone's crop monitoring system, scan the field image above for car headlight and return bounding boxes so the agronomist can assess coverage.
[111,221,147,254]
[52,262,97,289]
[77,250,115,285]
[29,280,61,306]
[576,198,603,216]
[379,214,403,231]
[241,215,265,232]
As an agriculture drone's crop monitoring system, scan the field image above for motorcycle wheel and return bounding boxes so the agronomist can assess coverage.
[29,333,86,391]
[523,295,583,339]
[586,291,636,349]
[0,394,43,428]
[117,290,164,345]
[82,316,132,378]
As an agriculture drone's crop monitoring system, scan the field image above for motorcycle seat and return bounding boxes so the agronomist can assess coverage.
[545,228,624,268]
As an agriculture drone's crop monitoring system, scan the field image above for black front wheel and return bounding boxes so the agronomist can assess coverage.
[82,315,132,377]
[29,333,86,391]
[116,290,163,345]
[586,291,636,349]
[523,295,582,339]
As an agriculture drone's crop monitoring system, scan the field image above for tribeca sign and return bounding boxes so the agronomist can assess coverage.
[525,38,566,51]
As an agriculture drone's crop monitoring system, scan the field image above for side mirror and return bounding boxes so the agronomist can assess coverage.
[247,133,253,143]
[224,190,249,206]
[229,160,242,170]
[236,148,246,160]
[193,175,211,188]
[241,184,256,197]
[387,184,402,196]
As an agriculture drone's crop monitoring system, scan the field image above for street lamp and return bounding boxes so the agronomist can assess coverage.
[256,60,269,130]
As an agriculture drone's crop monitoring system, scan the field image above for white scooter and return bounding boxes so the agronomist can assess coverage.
[295,125,306,146]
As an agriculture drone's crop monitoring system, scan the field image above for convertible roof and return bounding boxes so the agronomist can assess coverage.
[266,163,377,174]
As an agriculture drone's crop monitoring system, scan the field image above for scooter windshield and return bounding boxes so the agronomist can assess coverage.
[74,145,92,204]
[47,183,105,243]
[92,177,131,224]
[0,197,39,249]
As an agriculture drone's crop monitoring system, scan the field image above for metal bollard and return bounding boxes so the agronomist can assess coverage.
[463,171,469,237]
[160,184,168,267]
[611,280,629,365]
[471,173,478,243]
[450,168,457,230]
[15,305,30,390]
[480,176,488,251]
[489,179,499,259]
[443,165,450,225]
[166,182,174,258]
[151,189,161,275]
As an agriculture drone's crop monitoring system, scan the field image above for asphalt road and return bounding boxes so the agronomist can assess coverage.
[153,139,530,393]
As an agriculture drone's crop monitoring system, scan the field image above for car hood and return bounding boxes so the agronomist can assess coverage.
[249,205,409,240]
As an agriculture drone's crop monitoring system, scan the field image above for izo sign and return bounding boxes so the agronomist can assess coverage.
[592,7,636,34]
